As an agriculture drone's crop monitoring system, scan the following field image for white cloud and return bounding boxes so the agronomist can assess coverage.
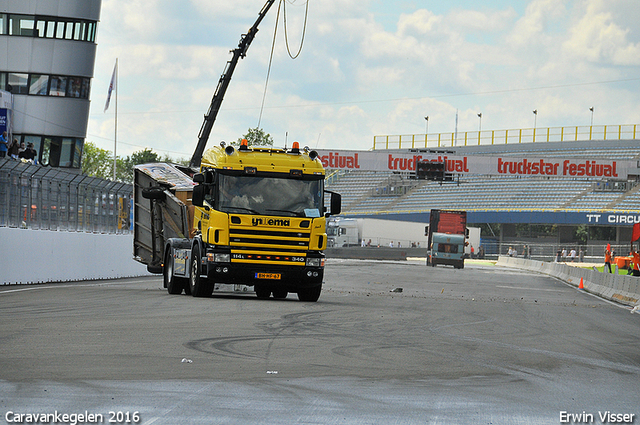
[87,0,640,159]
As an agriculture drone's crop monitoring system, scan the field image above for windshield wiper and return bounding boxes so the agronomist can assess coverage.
[221,205,261,215]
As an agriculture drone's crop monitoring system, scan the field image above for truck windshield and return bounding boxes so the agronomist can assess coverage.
[217,174,323,218]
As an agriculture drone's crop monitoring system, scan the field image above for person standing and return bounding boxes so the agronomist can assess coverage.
[604,248,612,273]
[0,131,8,158]
[629,250,640,276]
[8,138,20,159]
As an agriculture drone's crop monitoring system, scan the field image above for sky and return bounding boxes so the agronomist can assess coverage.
[88,0,640,160]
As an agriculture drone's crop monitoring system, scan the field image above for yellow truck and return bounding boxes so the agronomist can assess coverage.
[133,141,341,301]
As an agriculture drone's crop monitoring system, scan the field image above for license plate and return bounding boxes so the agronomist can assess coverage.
[256,273,281,280]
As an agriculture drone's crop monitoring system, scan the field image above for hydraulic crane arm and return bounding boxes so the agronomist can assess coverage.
[189,0,276,169]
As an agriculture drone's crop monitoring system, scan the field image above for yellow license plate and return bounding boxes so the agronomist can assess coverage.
[256,273,281,280]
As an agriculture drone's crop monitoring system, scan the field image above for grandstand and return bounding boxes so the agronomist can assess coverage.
[323,137,640,258]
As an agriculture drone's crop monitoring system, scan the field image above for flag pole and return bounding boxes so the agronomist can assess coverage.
[113,58,118,180]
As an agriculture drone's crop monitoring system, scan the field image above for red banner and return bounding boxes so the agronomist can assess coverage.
[315,149,633,179]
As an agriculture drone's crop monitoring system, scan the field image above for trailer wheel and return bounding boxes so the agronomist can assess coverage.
[141,186,166,200]
[164,250,188,295]
[297,285,321,302]
[189,245,213,297]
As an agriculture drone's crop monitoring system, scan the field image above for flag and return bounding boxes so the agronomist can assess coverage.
[632,223,640,243]
[104,60,117,112]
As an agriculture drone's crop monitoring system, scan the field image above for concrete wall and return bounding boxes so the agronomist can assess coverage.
[325,247,427,261]
[497,256,640,308]
[0,227,148,285]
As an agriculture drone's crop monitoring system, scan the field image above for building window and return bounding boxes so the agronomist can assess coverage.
[49,76,67,96]
[2,71,91,99]
[1,14,97,43]
[29,75,49,95]
[8,73,29,94]
[8,15,35,36]
[44,19,55,38]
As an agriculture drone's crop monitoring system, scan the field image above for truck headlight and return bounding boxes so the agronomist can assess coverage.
[214,253,230,263]
[305,258,324,267]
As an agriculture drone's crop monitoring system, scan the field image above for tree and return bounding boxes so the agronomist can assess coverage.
[81,142,113,179]
[82,142,188,184]
[234,127,274,147]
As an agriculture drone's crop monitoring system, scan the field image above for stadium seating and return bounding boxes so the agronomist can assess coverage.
[325,139,640,214]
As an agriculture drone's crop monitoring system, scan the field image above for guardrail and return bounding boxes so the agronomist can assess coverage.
[0,158,132,234]
[373,124,639,150]
[497,256,639,308]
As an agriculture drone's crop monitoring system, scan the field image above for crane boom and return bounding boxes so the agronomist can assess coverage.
[189,0,276,169]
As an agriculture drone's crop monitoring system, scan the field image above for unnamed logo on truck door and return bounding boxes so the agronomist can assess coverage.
[252,217,291,227]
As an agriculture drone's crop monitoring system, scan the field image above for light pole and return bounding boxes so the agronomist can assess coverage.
[424,116,429,134]
[478,113,482,132]
[533,109,537,129]
[589,107,594,126]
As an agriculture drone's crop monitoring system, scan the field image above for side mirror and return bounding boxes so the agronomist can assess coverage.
[192,183,205,207]
[193,173,204,183]
[325,190,341,217]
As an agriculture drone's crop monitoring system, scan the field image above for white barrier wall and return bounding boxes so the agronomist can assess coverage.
[0,227,148,285]
[496,256,640,308]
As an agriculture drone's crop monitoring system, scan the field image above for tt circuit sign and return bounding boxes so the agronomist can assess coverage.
[316,150,635,179]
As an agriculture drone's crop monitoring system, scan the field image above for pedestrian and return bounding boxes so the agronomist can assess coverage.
[629,250,640,276]
[579,248,584,263]
[0,131,9,158]
[8,138,20,159]
[604,249,612,273]
[561,248,567,262]
[570,248,576,262]
[18,142,37,164]
[389,241,394,248]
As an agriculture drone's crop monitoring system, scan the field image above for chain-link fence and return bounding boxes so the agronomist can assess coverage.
[0,158,132,233]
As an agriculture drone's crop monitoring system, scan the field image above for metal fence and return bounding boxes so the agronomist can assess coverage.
[0,158,132,234]
[373,124,640,150]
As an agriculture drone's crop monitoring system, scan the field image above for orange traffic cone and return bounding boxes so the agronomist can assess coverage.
[578,277,584,290]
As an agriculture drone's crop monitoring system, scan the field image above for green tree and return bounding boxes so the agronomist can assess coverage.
[81,142,113,179]
[82,143,187,184]
[234,127,274,147]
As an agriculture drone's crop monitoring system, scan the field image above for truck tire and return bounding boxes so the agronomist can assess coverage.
[189,245,213,297]
[297,285,321,302]
[164,250,188,295]
[141,186,166,200]
[272,289,288,299]
[255,286,271,299]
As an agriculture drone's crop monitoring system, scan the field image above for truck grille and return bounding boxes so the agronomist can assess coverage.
[229,226,311,265]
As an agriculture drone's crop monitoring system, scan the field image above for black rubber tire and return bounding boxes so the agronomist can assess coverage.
[255,286,272,299]
[141,186,166,200]
[272,289,288,299]
[297,285,321,302]
[164,249,188,295]
[189,245,213,297]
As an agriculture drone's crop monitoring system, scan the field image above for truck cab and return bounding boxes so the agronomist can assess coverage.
[427,232,465,269]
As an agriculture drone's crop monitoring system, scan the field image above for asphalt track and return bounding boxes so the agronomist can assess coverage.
[1,259,639,424]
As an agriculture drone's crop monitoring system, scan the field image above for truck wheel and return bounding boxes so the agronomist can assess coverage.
[255,286,271,299]
[190,245,213,297]
[272,289,288,299]
[164,250,188,295]
[141,186,165,200]
[297,285,321,302]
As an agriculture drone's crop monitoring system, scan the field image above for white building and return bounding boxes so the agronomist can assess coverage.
[0,0,101,168]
